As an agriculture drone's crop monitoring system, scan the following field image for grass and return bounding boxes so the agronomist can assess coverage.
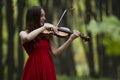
[57,75,113,80]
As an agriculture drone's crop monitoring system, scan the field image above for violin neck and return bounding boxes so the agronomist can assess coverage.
[57,27,73,34]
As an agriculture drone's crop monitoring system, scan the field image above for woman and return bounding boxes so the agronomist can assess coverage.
[19,6,80,80]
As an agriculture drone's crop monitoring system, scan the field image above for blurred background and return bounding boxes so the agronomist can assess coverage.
[0,0,120,80]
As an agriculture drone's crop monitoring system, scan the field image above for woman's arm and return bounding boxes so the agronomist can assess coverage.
[19,26,46,44]
[19,23,57,44]
[50,30,80,56]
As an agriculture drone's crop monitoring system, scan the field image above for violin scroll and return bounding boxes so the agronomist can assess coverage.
[79,33,90,42]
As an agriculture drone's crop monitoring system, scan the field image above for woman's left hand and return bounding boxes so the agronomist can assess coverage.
[69,30,80,40]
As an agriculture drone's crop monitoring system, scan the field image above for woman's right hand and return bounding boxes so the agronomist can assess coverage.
[43,23,55,29]
[43,23,58,34]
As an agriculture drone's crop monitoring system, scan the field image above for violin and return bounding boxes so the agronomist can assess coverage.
[42,8,90,42]
[42,26,90,42]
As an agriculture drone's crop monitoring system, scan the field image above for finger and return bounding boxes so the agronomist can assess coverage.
[53,28,59,33]
[75,33,79,37]
[48,31,54,34]
[73,32,79,36]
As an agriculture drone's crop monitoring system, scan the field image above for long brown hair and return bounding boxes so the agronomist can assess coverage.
[25,6,43,48]
[26,6,42,33]
[25,6,52,49]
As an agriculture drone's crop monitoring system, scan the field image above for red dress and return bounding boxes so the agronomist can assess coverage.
[22,38,56,80]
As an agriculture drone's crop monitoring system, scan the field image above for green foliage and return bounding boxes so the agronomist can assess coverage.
[87,16,120,41]
[87,16,120,55]
[57,75,80,80]
[103,38,120,55]
[101,16,120,41]
[27,0,40,6]
[87,19,102,34]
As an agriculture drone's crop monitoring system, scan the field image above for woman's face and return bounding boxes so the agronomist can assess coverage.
[40,9,46,26]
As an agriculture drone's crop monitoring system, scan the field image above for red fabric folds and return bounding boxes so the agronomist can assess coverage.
[22,38,56,80]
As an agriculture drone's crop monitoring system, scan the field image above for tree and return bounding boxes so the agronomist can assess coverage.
[111,0,120,78]
[5,0,15,79]
[16,0,26,79]
[95,0,112,77]
[0,0,4,79]
[84,0,96,77]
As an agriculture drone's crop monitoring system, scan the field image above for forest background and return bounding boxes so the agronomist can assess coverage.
[0,0,120,80]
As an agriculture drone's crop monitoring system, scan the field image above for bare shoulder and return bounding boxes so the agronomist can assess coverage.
[19,31,28,40]
[19,31,27,37]
[19,31,28,44]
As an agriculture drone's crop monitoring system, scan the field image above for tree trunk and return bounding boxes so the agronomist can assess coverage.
[95,0,105,77]
[111,56,118,78]
[16,0,26,80]
[0,0,4,80]
[111,0,120,79]
[6,0,15,80]
[112,0,120,19]
[84,0,96,77]
[95,0,114,78]
[66,45,76,75]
